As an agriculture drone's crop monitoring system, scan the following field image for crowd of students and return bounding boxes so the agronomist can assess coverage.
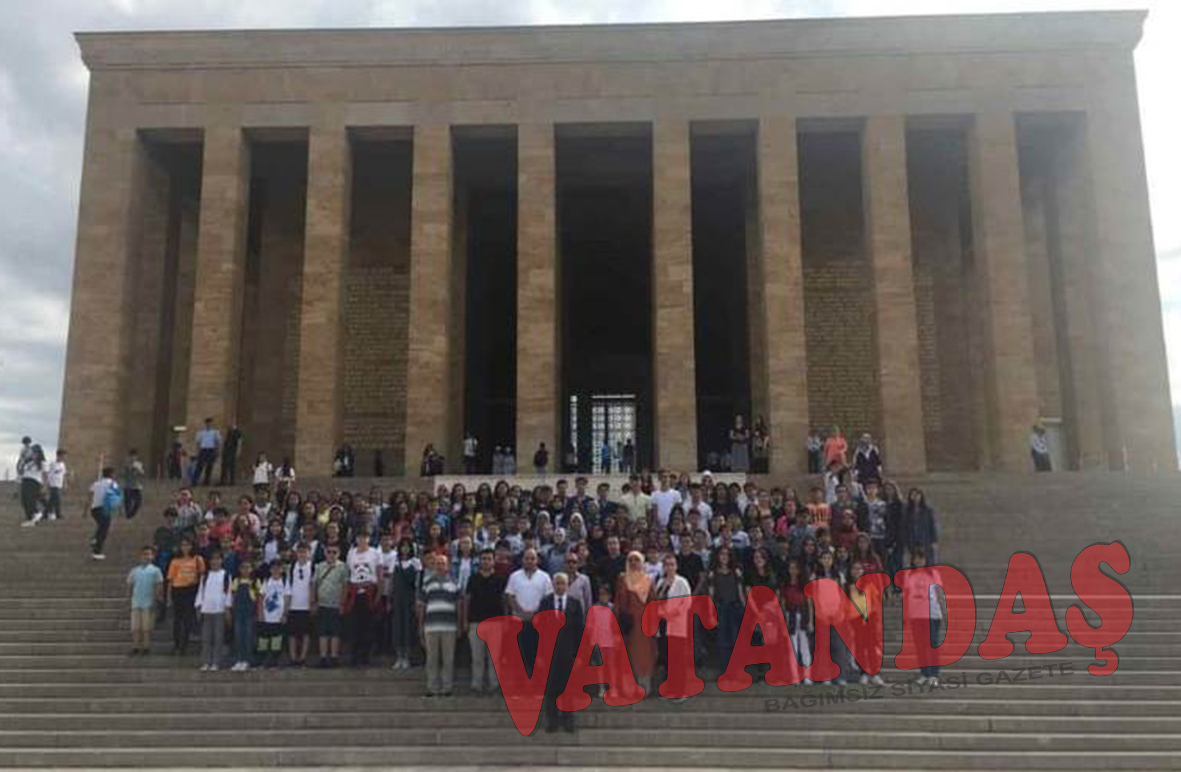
[126,457,943,711]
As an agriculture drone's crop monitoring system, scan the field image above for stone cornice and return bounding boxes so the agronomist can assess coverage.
[75,11,1146,71]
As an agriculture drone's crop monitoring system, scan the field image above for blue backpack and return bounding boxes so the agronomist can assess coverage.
[103,483,123,516]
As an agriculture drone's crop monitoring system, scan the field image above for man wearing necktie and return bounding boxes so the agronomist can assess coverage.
[539,572,584,733]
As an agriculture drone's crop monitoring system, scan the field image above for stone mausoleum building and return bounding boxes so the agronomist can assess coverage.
[59,11,1176,478]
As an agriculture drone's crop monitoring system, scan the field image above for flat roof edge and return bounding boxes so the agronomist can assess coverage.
[74,10,1147,71]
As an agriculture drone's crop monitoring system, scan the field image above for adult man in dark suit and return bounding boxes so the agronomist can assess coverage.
[538,572,584,733]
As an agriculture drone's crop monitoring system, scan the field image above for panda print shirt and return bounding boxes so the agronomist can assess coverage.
[261,578,287,624]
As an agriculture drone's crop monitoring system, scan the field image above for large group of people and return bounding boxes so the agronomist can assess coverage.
[9,425,953,732]
[115,447,945,731]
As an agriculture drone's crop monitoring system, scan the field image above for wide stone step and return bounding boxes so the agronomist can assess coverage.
[5,609,1161,625]
[4,709,1181,733]
[16,619,1179,634]
[3,726,1181,752]
[2,693,1177,718]
[9,639,1170,658]
[0,619,1171,645]
[0,744,1179,769]
[0,658,1151,684]
[0,600,1170,618]
[0,651,1157,678]
[0,646,1170,667]
[1,678,1178,701]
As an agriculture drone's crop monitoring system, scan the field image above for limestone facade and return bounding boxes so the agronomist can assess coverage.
[59,12,1177,476]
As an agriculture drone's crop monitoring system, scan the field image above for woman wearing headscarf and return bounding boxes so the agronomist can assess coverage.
[615,550,657,696]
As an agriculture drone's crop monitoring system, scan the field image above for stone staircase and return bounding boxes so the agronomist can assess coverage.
[0,473,1179,768]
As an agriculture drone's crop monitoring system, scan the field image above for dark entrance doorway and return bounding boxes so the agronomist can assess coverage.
[690,125,756,470]
[456,129,518,473]
[568,393,638,475]
[557,125,654,473]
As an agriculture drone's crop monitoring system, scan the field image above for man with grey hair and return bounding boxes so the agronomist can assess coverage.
[417,554,459,697]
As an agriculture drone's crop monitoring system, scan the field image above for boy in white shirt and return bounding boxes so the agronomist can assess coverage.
[285,544,315,667]
[258,561,288,668]
[45,450,67,521]
[651,476,681,530]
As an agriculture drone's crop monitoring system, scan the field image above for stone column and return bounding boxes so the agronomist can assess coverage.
[124,141,172,466]
[404,123,454,475]
[652,119,698,471]
[58,99,143,471]
[1084,78,1177,472]
[516,123,560,468]
[294,120,351,475]
[1052,126,1107,470]
[745,164,768,428]
[184,124,251,441]
[168,197,200,433]
[967,110,1040,472]
[862,115,927,473]
[755,116,810,477]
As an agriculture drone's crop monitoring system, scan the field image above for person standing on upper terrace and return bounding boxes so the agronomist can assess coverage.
[1030,423,1052,472]
[219,424,243,486]
[823,425,848,470]
[463,432,479,474]
[123,449,145,520]
[193,418,221,487]
[853,434,882,486]
[729,414,751,473]
[806,430,823,474]
[533,442,550,475]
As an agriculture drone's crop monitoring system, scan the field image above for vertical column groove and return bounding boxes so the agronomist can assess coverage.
[404,124,455,475]
[185,124,250,440]
[968,110,1040,472]
[863,114,927,473]
[516,123,559,468]
[295,120,351,475]
[757,116,810,477]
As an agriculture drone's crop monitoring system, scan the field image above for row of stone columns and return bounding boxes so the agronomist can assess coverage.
[59,107,1176,477]
[156,114,1064,477]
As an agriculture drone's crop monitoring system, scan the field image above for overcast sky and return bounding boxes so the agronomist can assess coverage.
[1,0,1178,476]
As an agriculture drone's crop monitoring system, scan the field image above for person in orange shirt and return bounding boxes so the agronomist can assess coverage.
[823,426,848,469]
[167,537,206,655]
